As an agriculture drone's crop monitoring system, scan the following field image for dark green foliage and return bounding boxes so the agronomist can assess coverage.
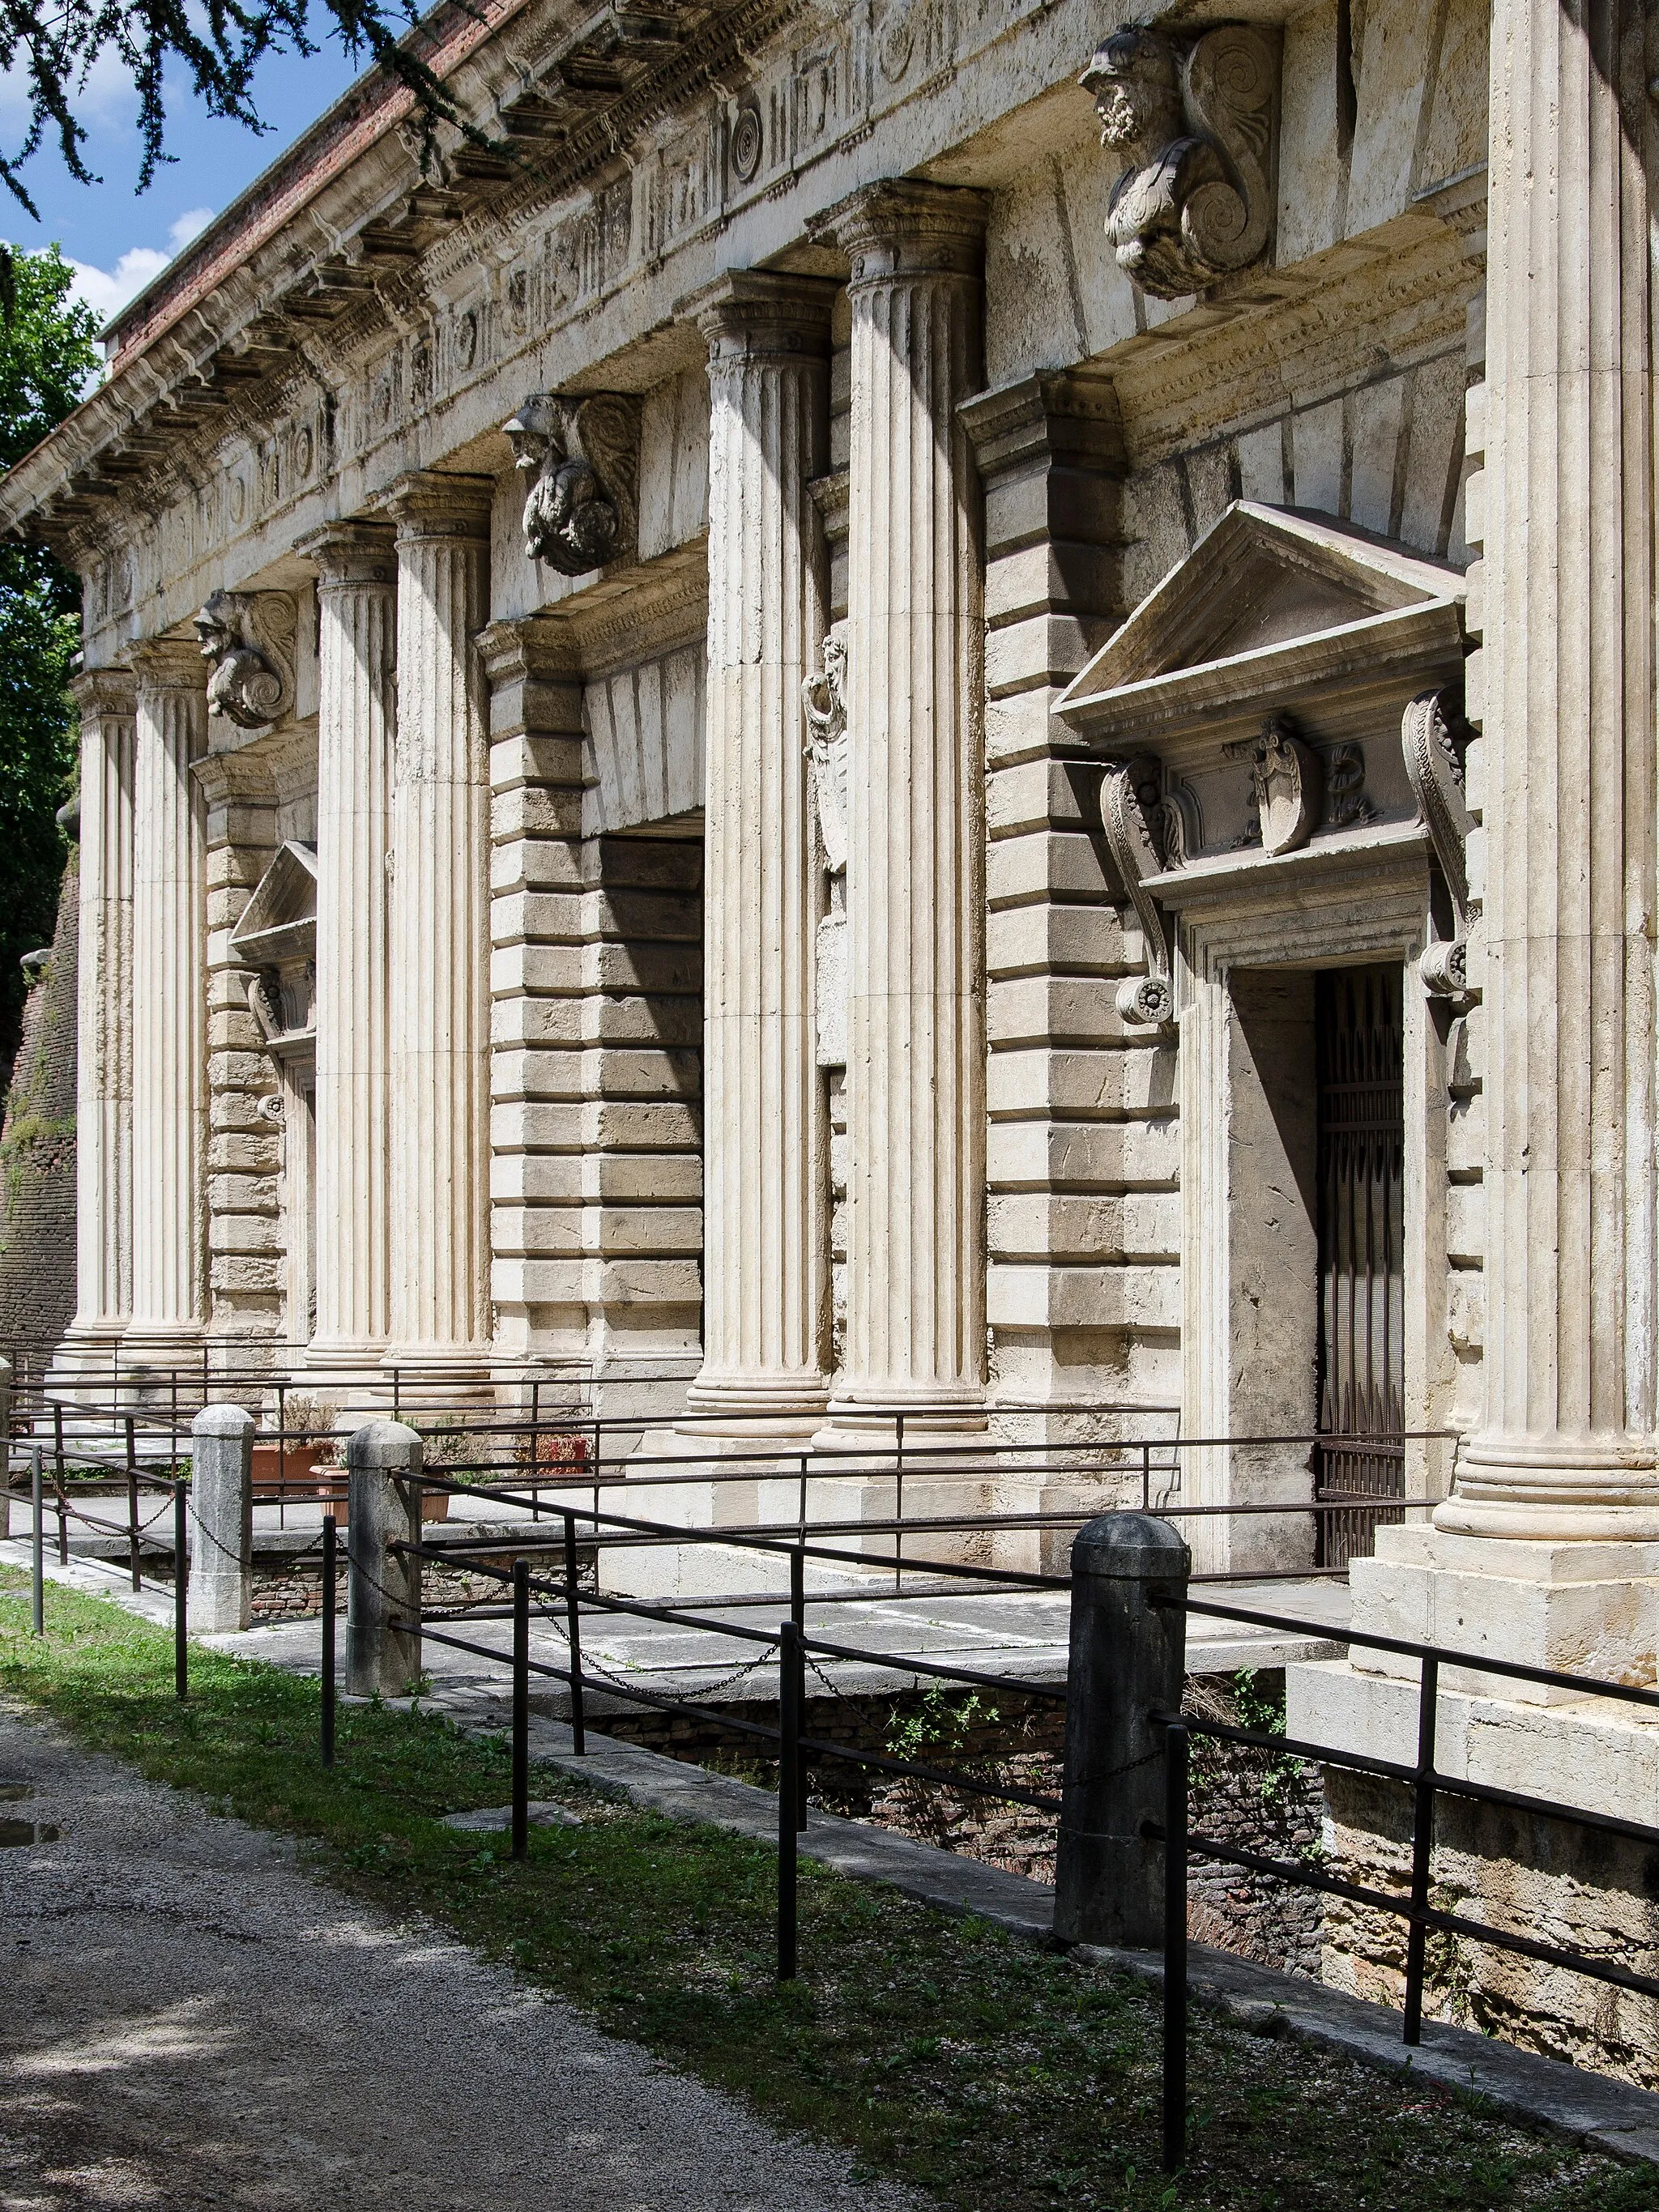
[1,1571,1653,2212]
[0,246,96,1101]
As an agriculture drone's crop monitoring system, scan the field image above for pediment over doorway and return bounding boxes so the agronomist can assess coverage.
[1058,502,1465,742]
[230,841,317,1051]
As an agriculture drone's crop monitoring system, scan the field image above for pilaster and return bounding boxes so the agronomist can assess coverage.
[681,270,837,1430]
[384,474,493,1379]
[300,520,397,1373]
[126,638,208,1364]
[58,669,134,1374]
[811,179,990,1437]
[959,371,1177,1441]
[1442,0,1658,1542]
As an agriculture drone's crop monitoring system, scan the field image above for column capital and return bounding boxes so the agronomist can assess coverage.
[383,471,493,541]
[70,665,137,721]
[295,517,397,587]
[678,271,838,361]
[476,613,579,688]
[129,635,207,697]
[808,178,989,284]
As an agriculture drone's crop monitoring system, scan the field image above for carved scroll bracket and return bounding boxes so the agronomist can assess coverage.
[1081,22,1280,300]
[194,589,296,729]
[505,391,640,575]
[1099,753,1178,1029]
[1402,685,1479,1005]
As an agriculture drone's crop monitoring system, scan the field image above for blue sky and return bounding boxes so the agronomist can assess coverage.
[0,36,368,325]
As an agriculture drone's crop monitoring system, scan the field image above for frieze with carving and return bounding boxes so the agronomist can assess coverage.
[1402,686,1478,1004]
[194,589,297,730]
[1081,21,1279,300]
[505,392,641,576]
[1098,754,1177,1029]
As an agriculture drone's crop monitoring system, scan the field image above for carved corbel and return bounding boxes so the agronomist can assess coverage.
[1402,686,1478,1004]
[194,590,296,729]
[1081,22,1279,300]
[1099,754,1177,1029]
[801,628,850,875]
[504,392,640,575]
[245,968,285,1042]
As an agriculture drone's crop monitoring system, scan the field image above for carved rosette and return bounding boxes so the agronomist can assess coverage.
[1098,754,1176,1029]
[194,590,296,729]
[504,391,640,575]
[1081,23,1279,300]
[801,627,850,875]
[1401,685,1478,1004]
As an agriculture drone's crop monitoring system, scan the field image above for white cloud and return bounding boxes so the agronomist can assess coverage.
[168,206,213,250]
[67,205,215,325]
[67,245,171,322]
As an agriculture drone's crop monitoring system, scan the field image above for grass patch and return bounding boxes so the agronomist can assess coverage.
[0,1571,1647,2212]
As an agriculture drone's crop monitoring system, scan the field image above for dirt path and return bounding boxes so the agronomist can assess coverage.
[0,1707,918,2212]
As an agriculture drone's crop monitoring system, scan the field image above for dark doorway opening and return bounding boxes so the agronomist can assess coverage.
[1315,965,1405,1568]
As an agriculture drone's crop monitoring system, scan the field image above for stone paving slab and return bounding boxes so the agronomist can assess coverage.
[0,1705,921,2212]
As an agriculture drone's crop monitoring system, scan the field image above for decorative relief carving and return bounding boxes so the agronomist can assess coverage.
[1225,715,1321,855]
[1326,741,1374,829]
[730,96,764,181]
[1098,754,1176,1029]
[802,628,849,875]
[1081,22,1278,299]
[1402,686,1478,1003]
[505,391,640,575]
[194,589,296,728]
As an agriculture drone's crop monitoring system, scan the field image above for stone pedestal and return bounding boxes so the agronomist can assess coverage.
[384,476,493,1389]
[301,522,397,1379]
[810,179,990,1447]
[188,1402,254,1632]
[681,271,837,1434]
[56,670,135,1382]
[125,640,208,1369]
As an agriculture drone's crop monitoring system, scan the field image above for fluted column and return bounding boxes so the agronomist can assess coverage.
[680,271,837,1430]
[297,522,396,1370]
[1440,0,1658,1537]
[384,475,493,1377]
[58,670,135,1370]
[812,180,989,1434]
[126,640,208,1362]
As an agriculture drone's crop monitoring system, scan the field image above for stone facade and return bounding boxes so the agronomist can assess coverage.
[9,0,1659,2073]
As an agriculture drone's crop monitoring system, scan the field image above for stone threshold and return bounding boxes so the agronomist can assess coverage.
[399,1681,1659,2172]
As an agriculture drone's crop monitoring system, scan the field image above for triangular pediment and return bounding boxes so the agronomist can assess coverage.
[1060,503,1464,715]
[230,841,318,958]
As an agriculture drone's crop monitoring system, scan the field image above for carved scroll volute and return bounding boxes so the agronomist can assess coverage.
[1402,686,1478,1004]
[505,391,641,575]
[1099,754,1175,1029]
[1081,22,1279,300]
[194,589,296,729]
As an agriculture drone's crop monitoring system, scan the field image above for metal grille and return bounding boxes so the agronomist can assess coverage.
[1315,965,1405,1569]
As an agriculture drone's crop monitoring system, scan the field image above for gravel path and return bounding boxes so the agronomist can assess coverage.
[0,1706,920,2211]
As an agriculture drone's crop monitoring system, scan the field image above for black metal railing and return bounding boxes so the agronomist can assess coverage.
[1147,1585,1659,2171]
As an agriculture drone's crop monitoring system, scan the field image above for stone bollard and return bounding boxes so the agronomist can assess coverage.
[1054,1511,1190,1949]
[188,1404,255,1632]
[345,1421,424,1698]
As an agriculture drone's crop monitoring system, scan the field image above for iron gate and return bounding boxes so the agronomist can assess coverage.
[1314,965,1405,1568]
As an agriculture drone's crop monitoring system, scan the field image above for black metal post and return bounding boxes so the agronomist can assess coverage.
[321,1515,337,1768]
[563,1511,586,1755]
[529,1380,541,1521]
[778,1618,800,1980]
[30,1446,43,1636]
[1403,1654,1440,2045]
[53,1402,65,1484]
[1141,1442,1151,1511]
[126,1415,140,1591]
[893,1413,905,1592]
[511,1558,531,1860]
[55,1469,67,1565]
[791,1545,808,1831]
[173,1479,189,1698]
[1162,1716,1188,2176]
